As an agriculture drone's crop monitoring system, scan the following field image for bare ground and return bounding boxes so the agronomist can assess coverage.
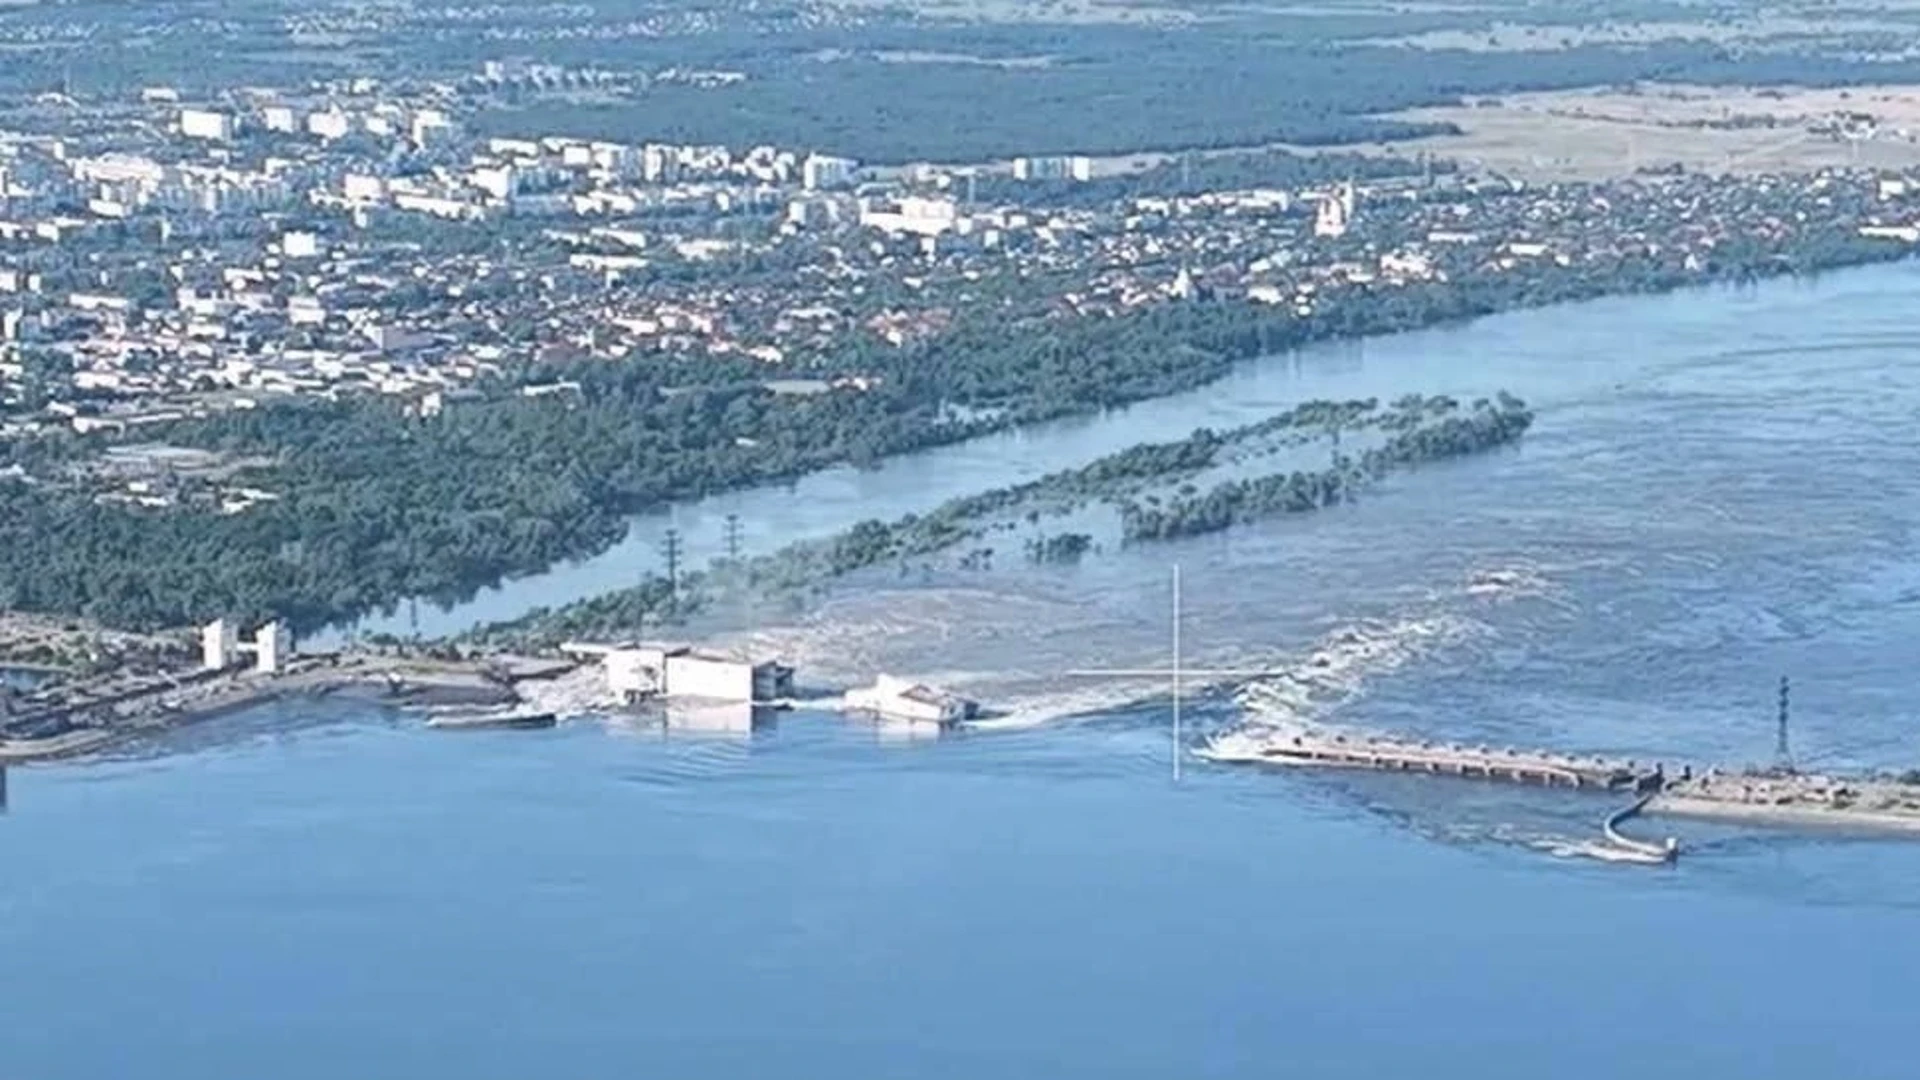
[1361,83,1920,181]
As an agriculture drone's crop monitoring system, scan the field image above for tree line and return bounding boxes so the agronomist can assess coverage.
[463,394,1490,647]
[0,212,1905,634]
[1121,396,1533,541]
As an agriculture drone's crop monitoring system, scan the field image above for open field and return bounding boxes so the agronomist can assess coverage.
[1362,15,1920,55]
[1363,83,1920,180]
[1071,82,1920,182]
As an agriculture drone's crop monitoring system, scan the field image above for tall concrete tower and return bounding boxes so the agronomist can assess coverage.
[202,619,237,671]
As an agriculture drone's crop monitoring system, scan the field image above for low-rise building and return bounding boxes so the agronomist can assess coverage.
[180,109,234,142]
[570,643,795,704]
[802,153,858,191]
[845,675,978,725]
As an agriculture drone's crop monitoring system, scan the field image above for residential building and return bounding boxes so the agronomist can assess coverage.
[179,109,235,141]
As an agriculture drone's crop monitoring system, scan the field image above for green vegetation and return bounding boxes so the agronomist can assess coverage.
[0,370,995,632]
[464,29,1920,163]
[466,393,1525,647]
[1026,533,1094,565]
[13,0,1920,165]
[0,214,1904,636]
[1121,394,1532,540]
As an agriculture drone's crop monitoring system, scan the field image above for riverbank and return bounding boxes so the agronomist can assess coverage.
[465,395,1534,647]
[8,223,1912,644]
[1649,780,1920,835]
[1648,795,1920,834]
[0,727,118,764]
[0,612,190,681]
[323,253,1920,647]
[0,652,537,764]
[365,238,1901,637]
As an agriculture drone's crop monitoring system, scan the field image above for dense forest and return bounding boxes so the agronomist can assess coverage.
[0,374,993,632]
[13,0,1920,162]
[467,33,1920,163]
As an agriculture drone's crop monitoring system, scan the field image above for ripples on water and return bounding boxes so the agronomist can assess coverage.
[643,268,1920,873]
[68,273,1920,873]
[11,268,1920,1078]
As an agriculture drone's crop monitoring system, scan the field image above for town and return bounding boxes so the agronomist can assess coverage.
[2,59,1920,643]
[3,67,1918,454]
[13,0,1920,1064]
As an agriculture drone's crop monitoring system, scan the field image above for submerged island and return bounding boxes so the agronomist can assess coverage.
[467,393,1534,647]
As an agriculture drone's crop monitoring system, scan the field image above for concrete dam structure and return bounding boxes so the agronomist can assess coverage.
[1200,728,1667,790]
[1198,727,1681,861]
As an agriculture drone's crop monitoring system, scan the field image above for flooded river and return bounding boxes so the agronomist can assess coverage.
[325,265,1857,644]
[9,262,1920,1077]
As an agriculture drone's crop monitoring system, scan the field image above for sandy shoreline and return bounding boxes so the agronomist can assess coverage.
[1647,794,1920,835]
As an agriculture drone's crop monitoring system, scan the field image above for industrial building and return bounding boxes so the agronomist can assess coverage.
[1313,181,1358,239]
[307,110,352,141]
[661,699,765,735]
[179,109,235,142]
[859,195,960,238]
[845,675,977,726]
[565,643,794,704]
[1011,155,1092,182]
[201,619,293,674]
[802,153,857,191]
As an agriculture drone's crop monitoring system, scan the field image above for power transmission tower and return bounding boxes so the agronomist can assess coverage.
[661,527,682,606]
[1776,675,1793,772]
[723,513,743,562]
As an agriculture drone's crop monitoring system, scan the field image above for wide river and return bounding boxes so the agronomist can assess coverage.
[10,263,1920,1077]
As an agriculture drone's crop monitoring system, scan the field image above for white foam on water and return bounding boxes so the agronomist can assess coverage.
[515,665,618,718]
[1231,611,1487,733]
[706,585,1181,727]
[963,678,1169,731]
[718,586,1105,687]
[593,563,1564,739]
[1527,836,1673,866]
[1463,565,1554,601]
[1199,562,1581,765]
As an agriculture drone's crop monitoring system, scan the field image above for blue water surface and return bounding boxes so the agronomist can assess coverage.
[11,263,1920,1078]
[3,709,1917,1080]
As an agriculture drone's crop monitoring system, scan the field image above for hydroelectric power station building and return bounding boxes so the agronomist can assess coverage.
[563,644,794,705]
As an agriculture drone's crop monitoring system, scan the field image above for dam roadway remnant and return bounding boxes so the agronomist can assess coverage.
[1199,728,1682,862]
[1198,728,1667,791]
